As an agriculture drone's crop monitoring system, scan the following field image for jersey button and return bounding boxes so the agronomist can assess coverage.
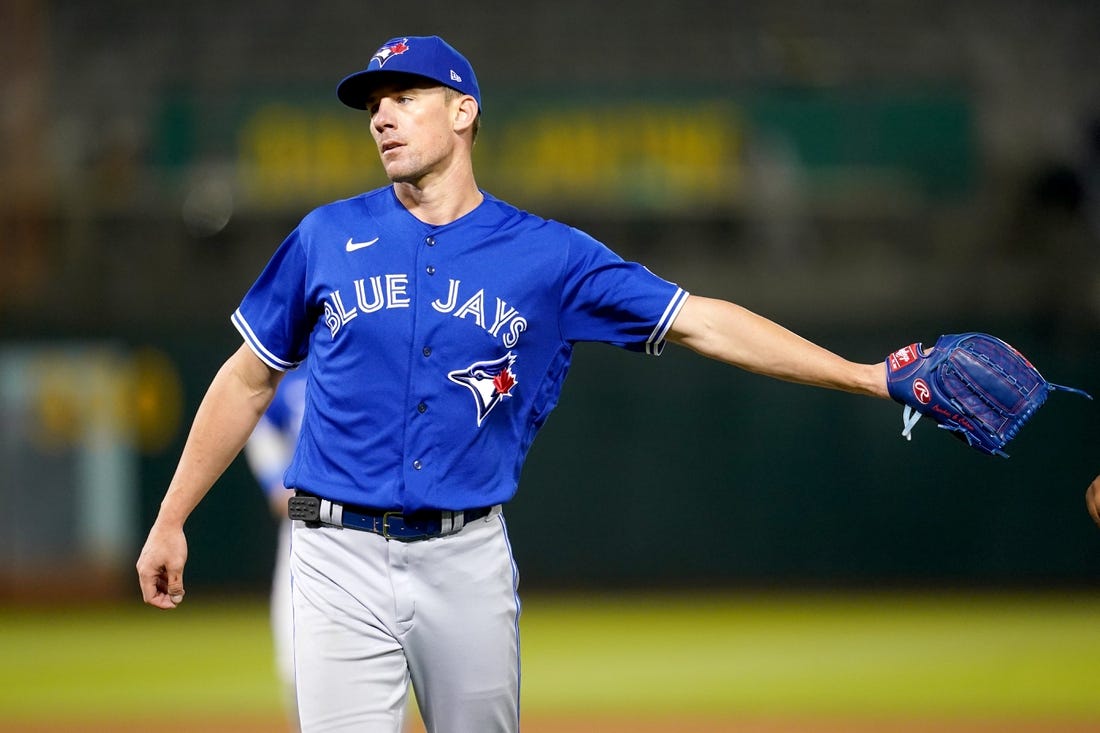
[417,402,427,413]
[422,346,432,357]
[425,236,436,246]
[426,265,436,275]
[412,460,423,470]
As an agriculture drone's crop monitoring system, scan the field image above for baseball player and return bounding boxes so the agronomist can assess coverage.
[243,364,307,731]
[137,36,895,733]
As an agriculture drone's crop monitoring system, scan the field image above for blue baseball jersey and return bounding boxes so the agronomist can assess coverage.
[233,187,688,512]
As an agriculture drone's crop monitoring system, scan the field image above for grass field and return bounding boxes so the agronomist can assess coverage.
[2,590,1099,732]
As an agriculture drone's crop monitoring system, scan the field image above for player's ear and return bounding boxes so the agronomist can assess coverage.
[453,95,479,135]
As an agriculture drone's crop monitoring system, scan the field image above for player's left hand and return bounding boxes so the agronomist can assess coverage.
[136,521,189,610]
[1086,476,1100,529]
[885,333,1091,457]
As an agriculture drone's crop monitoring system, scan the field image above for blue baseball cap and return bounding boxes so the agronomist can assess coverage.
[337,36,481,111]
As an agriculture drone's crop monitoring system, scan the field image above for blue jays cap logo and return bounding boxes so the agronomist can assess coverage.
[448,352,518,427]
[371,37,410,68]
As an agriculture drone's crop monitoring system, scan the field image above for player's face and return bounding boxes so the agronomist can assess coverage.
[366,83,461,185]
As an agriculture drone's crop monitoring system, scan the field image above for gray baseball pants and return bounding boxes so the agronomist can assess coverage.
[290,507,521,733]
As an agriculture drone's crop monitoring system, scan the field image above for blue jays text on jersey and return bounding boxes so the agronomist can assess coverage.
[324,274,528,348]
[232,187,688,512]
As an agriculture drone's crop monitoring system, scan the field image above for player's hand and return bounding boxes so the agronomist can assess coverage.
[136,521,189,609]
[1086,476,1100,529]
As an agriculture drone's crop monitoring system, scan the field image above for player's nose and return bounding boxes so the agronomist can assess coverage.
[372,98,397,131]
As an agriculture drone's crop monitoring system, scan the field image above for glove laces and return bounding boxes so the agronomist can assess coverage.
[900,406,922,440]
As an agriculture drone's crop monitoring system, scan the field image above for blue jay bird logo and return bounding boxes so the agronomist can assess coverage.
[448,352,518,427]
[372,38,410,68]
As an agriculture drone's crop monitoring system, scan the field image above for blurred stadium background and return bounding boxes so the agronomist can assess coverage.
[1,1,1099,730]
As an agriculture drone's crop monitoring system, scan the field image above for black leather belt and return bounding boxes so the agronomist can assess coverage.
[288,492,493,542]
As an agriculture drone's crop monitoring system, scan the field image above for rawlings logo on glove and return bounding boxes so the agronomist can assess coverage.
[885,333,1092,457]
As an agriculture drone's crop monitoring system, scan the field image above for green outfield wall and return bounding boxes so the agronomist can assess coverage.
[138,321,1100,592]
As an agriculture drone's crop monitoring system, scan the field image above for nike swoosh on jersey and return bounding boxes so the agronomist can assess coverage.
[346,237,380,251]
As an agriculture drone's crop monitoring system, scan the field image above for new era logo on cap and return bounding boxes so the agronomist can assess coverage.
[337,35,481,111]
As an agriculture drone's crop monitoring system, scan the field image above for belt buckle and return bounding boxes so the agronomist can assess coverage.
[381,511,401,539]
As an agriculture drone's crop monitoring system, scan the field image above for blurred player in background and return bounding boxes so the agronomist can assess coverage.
[243,365,307,730]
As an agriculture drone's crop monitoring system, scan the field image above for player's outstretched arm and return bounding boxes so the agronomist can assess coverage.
[136,344,283,609]
[666,295,888,399]
[1086,476,1100,529]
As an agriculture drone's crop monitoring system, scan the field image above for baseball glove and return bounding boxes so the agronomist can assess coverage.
[885,332,1091,457]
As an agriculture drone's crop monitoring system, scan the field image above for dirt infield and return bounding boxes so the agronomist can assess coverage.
[7,715,1100,733]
